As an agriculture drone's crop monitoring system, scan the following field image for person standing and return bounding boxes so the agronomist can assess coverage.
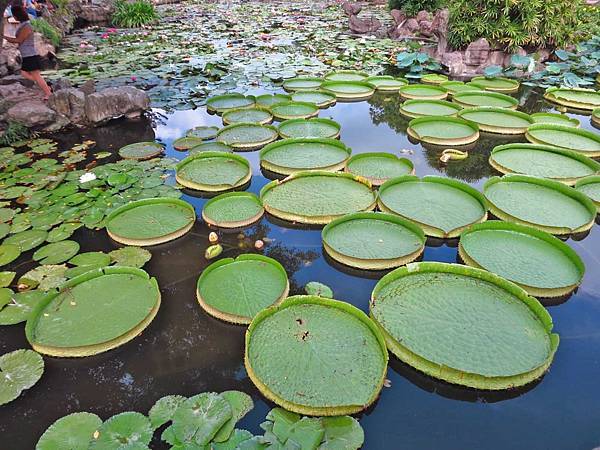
[3,5,52,100]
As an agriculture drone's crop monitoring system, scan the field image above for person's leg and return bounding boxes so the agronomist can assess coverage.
[20,70,34,81]
[25,69,52,99]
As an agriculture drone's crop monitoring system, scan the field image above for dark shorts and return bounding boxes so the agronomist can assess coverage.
[21,55,42,72]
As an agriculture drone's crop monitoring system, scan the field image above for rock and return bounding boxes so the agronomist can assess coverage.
[485,50,506,67]
[349,15,381,34]
[390,9,406,25]
[33,33,55,59]
[431,8,450,55]
[536,48,551,63]
[342,1,362,16]
[6,100,58,128]
[441,51,466,77]
[404,18,419,33]
[419,20,433,37]
[84,86,150,125]
[51,78,73,91]
[416,10,431,22]
[79,80,96,96]
[71,0,115,25]
[0,75,34,88]
[0,82,38,103]
[48,88,86,125]
[464,38,490,66]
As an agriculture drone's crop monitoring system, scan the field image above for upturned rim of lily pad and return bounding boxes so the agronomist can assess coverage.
[222,107,274,126]
[452,91,519,109]
[278,118,341,139]
[322,211,425,270]
[457,107,534,134]
[216,122,279,151]
[26,266,160,357]
[525,123,600,158]
[320,81,376,101]
[365,76,408,91]
[176,151,252,191]
[489,143,600,185]
[471,76,520,93]
[269,101,320,121]
[282,77,324,92]
[407,116,480,146]
[344,152,415,186]
[201,192,265,228]
[530,112,580,128]
[591,108,600,128]
[399,99,462,119]
[398,84,448,101]
[574,175,600,210]
[440,80,483,96]
[106,197,195,245]
[543,87,600,111]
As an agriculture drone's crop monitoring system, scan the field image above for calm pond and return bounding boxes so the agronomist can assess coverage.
[1,87,600,450]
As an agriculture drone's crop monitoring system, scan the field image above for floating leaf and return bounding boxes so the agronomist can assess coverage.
[90,412,152,449]
[19,265,67,291]
[171,393,233,446]
[108,247,152,268]
[149,395,187,430]
[319,416,364,450]
[304,282,333,299]
[69,252,111,267]
[0,349,44,405]
[213,391,254,442]
[36,412,102,450]
[33,241,80,265]
[0,290,46,325]
[0,271,16,287]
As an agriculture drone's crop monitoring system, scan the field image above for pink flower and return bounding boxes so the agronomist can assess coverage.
[101,33,109,39]
[131,76,137,81]
[108,28,117,33]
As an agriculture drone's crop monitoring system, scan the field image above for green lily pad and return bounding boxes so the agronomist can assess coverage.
[149,395,187,430]
[0,288,11,308]
[270,102,319,121]
[36,412,102,450]
[109,247,152,268]
[0,349,44,405]
[33,241,80,265]
[304,281,333,298]
[365,76,407,92]
[47,223,83,243]
[222,108,273,125]
[260,138,351,175]
[26,267,161,357]
[452,91,518,109]
[89,412,152,450]
[213,391,254,442]
[440,81,483,95]
[19,264,68,291]
[118,142,164,160]
[207,94,255,114]
[320,81,375,101]
[245,295,388,415]
[378,175,487,238]
[106,198,195,246]
[69,252,111,267]
[324,70,368,82]
[197,254,289,324]
[459,221,584,297]
[483,175,596,235]
[176,152,251,192]
[282,77,323,92]
[370,262,558,389]
[322,212,425,270]
[399,99,462,118]
[471,76,520,93]
[399,84,447,101]
[407,116,479,146]
[0,223,9,240]
[319,416,364,450]
[421,73,449,85]
[530,112,580,127]
[574,175,600,211]
[278,118,341,139]
[0,208,16,223]
[202,192,264,228]
[0,244,21,267]
[0,290,46,325]
[213,429,254,450]
[544,87,600,111]
[290,91,336,108]
[171,393,232,446]
[216,123,279,151]
[189,142,233,155]
[186,126,220,140]
[256,94,292,107]
[344,153,413,186]
[457,107,533,134]
[173,136,207,151]
[3,229,48,252]
[260,171,376,224]
[525,124,600,157]
[0,271,15,287]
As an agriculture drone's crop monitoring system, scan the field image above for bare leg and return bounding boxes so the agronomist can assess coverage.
[23,70,52,100]
[20,70,34,81]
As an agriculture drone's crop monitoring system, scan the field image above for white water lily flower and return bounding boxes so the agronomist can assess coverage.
[79,173,97,183]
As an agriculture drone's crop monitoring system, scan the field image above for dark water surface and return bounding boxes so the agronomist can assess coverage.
[2,88,600,450]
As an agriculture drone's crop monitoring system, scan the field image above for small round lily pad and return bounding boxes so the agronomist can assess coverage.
[33,241,80,265]
[216,123,279,151]
[270,102,319,121]
[0,244,21,266]
[118,142,164,160]
[37,412,102,450]
[399,84,448,101]
[222,107,273,125]
[278,118,341,139]
[202,192,264,228]
[3,229,48,252]
[344,152,414,186]
[207,94,255,114]
[176,151,251,192]
[197,254,289,324]
[407,116,479,146]
[290,90,336,108]
[186,126,220,140]
[89,412,152,449]
[0,349,44,405]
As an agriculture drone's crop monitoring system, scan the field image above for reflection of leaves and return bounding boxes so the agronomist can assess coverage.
[367,93,409,134]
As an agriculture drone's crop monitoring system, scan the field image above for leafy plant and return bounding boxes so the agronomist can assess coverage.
[396,51,442,78]
[31,18,61,47]
[111,0,158,28]
[448,0,600,51]
[388,0,443,16]
[0,121,31,146]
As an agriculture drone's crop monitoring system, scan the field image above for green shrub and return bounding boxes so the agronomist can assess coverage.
[0,121,31,146]
[448,0,599,51]
[388,0,443,16]
[31,18,60,47]
[112,0,158,28]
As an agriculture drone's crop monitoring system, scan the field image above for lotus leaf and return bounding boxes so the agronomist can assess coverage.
[36,412,102,450]
[278,118,341,139]
[370,262,558,389]
[470,76,520,93]
[290,91,336,108]
[260,171,376,224]
[320,81,375,101]
[176,152,251,192]
[109,247,152,268]
[33,241,80,265]
[270,102,320,120]
[0,290,46,325]
[459,222,584,297]
[213,391,254,442]
[407,117,479,146]
[90,412,152,450]
[398,84,447,100]
[118,142,164,160]
[525,124,600,157]
[149,395,186,429]
[202,192,264,228]
[207,94,255,114]
[0,349,43,405]
[216,123,278,150]
[173,136,207,151]
[304,281,333,298]
[344,153,413,185]
[245,295,388,415]
[452,91,518,109]
[26,267,161,357]
[3,229,48,251]
[106,198,195,245]
[483,175,596,234]
[457,107,533,134]
[171,392,232,446]
[260,138,351,175]
[186,126,220,140]
[378,176,487,238]
[197,254,289,324]
[222,107,273,125]
[530,112,580,127]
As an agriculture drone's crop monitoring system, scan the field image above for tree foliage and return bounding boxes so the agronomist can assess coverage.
[112,0,158,28]
[387,0,443,17]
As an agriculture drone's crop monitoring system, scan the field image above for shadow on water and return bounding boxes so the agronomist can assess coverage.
[2,87,600,450]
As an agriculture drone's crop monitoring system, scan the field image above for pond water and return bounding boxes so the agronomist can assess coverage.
[1,87,600,450]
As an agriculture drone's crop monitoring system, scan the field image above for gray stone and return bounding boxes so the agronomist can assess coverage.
[52,78,73,91]
[390,9,406,25]
[84,86,150,125]
[342,1,362,16]
[465,38,490,66]
[349,15,381,34]
[48,88,86,125]
[0,75,34,88]
[7,100,58,128]
[441,51,466,77]
[80,79,96,96]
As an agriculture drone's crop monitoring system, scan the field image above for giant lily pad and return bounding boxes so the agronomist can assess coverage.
[278,118,341,139]
[216,123,279,151]
[173,136,207,151]
[525,124,600,158]
[483,175,596,235]
[197,254,289,324]
[26,266,161,357]
[530,113,580,128]
[407,116,479,146]
[440,81,483,96]
[176,152,251,192]
[283,78,324,92]
[222,108,273,125]
[270,102,320,121]
[489,143,600,185]
[320,81,375,101]
[593,108,600,128]
[378,175,487,238]
[186,126,220,140]
[365,76,407,92]
[459,221,584,298]
[399,99,461,118]
[90,412,152,449]
[421,74,449,85]
[322,212,425,270]
[457,107,533,134]
[574,175,600,211]
[106,198,195,246]
[452,91,518,109]
[370,262,558,389]
[189,142,232,154]
[290,90,336,108]
[256,94,292,108]
[260,138,351,175]
[344,153,414,186]
[324,70,368,82]
[33,241,80,265]
[207,94,255,114]
[471,76,520,93]
[260,171,376,224]
[0,349,43,405]
[202,192,264,228]
[118,142,164,160]
[37,412,102,450]
[543,87,600,111]
[245,295,388,415]
[398,84,447,100]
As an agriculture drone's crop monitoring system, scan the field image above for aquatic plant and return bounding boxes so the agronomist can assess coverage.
[111,0,158,28]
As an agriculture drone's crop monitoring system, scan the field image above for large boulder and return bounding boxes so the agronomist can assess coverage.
[342,1,362,16]
[390,9,406,25]
[84,86,150,125]
[464,38,490,66]
[48,88,86,125]
[6,100,60,128]
[441,51,466,77]
[71,0,115,25]
[349,16,381,34]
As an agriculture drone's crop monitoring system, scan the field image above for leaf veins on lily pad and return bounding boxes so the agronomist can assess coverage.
[0,349,44,405]
[89,411,152,450]
[36,412,102,450]
[109,247,152,268]
[149,394,186,430]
